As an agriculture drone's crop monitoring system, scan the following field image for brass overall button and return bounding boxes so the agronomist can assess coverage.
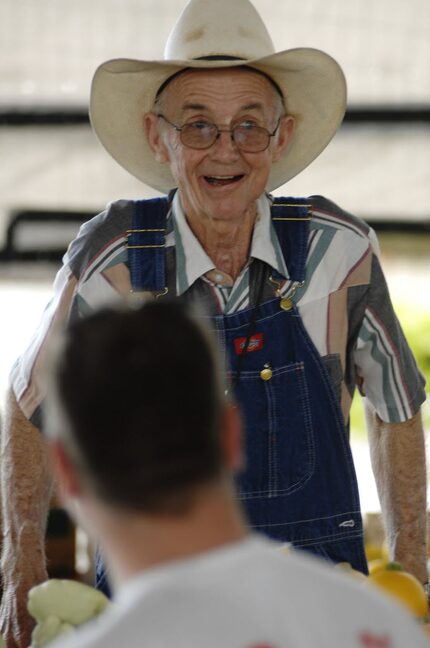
[280,297,293,311]
[260,363,273,381]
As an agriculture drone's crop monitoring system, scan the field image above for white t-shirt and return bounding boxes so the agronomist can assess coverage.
[51,536,428,648]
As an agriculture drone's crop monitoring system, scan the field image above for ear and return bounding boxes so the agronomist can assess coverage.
[220,402,244,473]
[143,112,170,164]
[271,114,295,163]
[48,439,82,502]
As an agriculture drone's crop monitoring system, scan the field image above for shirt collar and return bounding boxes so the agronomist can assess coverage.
[171,192,289,296]
[250,194,289,279]
[172,192,215,295]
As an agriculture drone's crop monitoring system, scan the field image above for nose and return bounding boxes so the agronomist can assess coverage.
[211,129,240,161]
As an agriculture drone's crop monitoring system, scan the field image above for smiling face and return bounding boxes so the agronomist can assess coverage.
[144,68,294,230]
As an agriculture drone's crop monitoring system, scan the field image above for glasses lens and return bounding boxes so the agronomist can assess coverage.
[181,122,217,149]
[233,125,270,152]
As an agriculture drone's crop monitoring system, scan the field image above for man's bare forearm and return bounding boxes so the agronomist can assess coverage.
[365,399,427,583]
[0,389,54,647]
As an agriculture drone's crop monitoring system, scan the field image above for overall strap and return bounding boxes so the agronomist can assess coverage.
[127,197,170,295]
[270,197,312,283]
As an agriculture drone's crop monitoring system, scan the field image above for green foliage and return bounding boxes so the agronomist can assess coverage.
[350,391,367,441]
[350,300,430,441]
[395,303,430,380]
[394,301,430,432]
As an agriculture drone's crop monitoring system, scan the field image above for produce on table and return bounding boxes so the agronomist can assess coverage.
[278,542,293,555]
[27,579,110,647]
[30,617,74,648]
[334,562,367,582]
[367,558,388,575]
[367,561,428,620]
[364,540,389,564]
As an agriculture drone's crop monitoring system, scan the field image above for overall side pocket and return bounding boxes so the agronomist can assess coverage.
[235,361,315,499]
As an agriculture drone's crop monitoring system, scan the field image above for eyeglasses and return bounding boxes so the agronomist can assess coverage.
[157,114,280,153]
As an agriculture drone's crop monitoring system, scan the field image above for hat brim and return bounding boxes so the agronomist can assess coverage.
[89,48,346,193]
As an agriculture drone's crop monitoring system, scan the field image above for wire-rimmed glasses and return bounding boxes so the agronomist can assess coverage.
[157,114,280,153]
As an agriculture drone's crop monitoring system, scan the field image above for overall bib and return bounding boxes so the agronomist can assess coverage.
[96,196,367,596]
[214,294,366,568]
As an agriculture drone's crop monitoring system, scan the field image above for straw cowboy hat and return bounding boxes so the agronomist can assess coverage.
[90,0,346,194]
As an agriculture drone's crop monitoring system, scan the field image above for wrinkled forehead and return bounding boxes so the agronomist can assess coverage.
[155,66,284,112]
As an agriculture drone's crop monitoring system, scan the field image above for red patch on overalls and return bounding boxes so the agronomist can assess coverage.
[359,632,391,647]
[233,333,264,355]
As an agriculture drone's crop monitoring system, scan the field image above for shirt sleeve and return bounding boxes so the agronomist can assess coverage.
[354,252,426,422]
[10,201,133,427]
[9,261,78,425]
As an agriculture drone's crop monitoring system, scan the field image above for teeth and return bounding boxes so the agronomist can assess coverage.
[209,175,236,179]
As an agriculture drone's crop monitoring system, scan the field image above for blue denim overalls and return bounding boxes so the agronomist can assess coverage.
[96,196,367,595]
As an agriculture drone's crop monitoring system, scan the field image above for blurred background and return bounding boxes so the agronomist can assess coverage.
[0,0,429,575]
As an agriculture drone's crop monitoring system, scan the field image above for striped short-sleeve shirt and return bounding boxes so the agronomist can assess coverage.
[10,193,425,426]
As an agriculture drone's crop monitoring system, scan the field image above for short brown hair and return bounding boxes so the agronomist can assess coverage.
[46,300,226,514]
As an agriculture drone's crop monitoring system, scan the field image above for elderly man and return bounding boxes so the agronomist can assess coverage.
[42,301,430,647]
[0,0,427,645]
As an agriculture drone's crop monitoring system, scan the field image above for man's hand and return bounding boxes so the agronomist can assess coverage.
[366,400,427,583]
[0,390,54,648]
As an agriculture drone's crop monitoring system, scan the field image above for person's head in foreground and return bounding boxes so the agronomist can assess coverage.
[46,300,245,581]
[44,300,429,648]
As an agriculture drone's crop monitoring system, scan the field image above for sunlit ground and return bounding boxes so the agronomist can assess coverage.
[0,242,429,513]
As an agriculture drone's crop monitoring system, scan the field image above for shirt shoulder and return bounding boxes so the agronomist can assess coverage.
[66,200,135,279]
[308,195,372,238]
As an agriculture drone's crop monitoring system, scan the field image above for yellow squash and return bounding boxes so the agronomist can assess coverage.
[368,561,428,619]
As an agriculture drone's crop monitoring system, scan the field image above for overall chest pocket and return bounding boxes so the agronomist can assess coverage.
[234,361,315,499]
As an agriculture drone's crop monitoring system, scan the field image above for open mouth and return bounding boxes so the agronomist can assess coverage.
[203,175,244,186]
